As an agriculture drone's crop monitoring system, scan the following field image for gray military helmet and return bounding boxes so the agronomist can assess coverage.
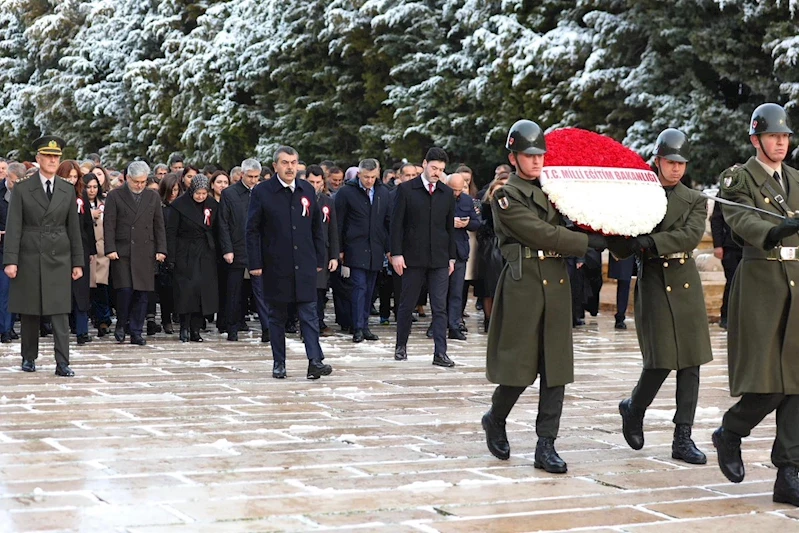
[653,128,690,162]
[749,103,793,136]
[506,120,546,155]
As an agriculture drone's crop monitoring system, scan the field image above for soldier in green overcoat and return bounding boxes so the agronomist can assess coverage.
[613,129,712,466]
[713,103,799,506]
[481,120,606,473]
[3,136,84,376]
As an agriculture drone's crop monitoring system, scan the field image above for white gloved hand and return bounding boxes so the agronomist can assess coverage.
[341,266,351,278]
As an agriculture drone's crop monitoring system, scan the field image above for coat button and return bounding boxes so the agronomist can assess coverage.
[294,246,298,250]
[666,286,672,292]
[559,279,564,284]
[680,259,685,265]
[684,283,690,289]
[543,280,548,286]
[295,265,299,270]
[663,262,669,268]
[292,226,296,230]
[792,281,796,287]
[765,197,771,204]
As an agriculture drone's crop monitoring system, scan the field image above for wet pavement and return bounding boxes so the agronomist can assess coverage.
[0,308,794,532]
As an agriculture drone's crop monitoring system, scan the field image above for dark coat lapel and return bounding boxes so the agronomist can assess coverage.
[28,172,50,212]
[744,157,791,217]
[43,177,71,218]
[172,194,211,230]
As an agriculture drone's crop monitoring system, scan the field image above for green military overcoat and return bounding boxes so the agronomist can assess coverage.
[627,183,713,370]
[720,157,799,396]
[486,174,589,388]
[3,172,84,316]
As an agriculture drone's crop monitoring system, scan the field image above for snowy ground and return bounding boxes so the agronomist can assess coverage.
[0,306,794,532]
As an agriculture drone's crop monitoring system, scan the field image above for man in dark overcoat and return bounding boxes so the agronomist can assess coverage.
[613,129,712,466]
[219,158,270,342]
[391,147,457,366]
[335,158,390,343]
[306,166,339,336]
[714,103,799,506]
[246,146,330,380]
[103,161,167,346]
[3,136,84,376]
[481,120,605,472]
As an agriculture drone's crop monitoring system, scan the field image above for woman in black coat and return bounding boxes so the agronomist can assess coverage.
[476,176,507,333]
[156,173,181,334]
[59,162,98,345]
[166,175,219,342]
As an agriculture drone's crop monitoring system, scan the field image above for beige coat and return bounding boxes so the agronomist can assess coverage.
[90,201,109,287]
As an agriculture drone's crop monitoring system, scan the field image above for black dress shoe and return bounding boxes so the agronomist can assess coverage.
[97,324,108,338]
[1,332,12,344]
[534,437,567,473]
[362,328,379,341]
[425,325,434,338]
[190,331,204,342]
[285,322,298,334]
[394,345,407,361]
[307,359,333,380]
[261,331,270,343]
[130,335,146,346]
[162,323,174,334]
[55,363,74,377]
[370,304,379,316]
[227,331,238,341]
[272,362,287,379]
[10,329,19,340]
[483,317,490,333]
[719,318,728,330]
[459,321,468,333]
[712,427,745,483]
[448,329,467,341]
[573,318,585,327]
[179,327,189,343]
[774,465,799,506]
[352,329,364,343]
[481,411,510,460]
[672,424,707,464]
[114,325,125,343]
[433,353,455,367]
[614,320,627,330]
[77,333,92,345]
[619,398,645,450]
[239,322,250,332]
[146,320,159,336]
[21,359,36,372]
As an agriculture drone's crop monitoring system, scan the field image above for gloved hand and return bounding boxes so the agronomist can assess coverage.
[765,217,799,249]
[606,236,634,258]
[341,266,351,278]
[587,233,607,251]
[634,235,656,252]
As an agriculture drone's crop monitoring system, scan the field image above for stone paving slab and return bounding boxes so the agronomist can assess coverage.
[0,309,796,532]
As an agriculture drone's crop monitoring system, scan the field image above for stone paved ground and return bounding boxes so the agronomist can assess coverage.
[1,306,796,532]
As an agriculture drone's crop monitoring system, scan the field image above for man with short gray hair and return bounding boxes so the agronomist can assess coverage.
[153,163,168,181]
[334,158,391,342]
[230,166,243,184]
[104,161,167,345]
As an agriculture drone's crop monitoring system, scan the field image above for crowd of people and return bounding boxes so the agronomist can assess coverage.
[0,143,515,376]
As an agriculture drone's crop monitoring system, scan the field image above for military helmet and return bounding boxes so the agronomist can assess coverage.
[749,103,793,136]
[653,128,690,162]
[506,120,546,155]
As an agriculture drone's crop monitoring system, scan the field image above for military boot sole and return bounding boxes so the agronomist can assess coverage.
[672,447,708,465]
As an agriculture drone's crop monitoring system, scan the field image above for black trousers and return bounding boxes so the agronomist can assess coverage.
[116,288,148,337]
[630,366,700,425]
[723,394,799,468]
[21,313,69,365]
[720,247,742,322]
[490,356,565,438]
[377,268,394,320]
[616,279,631,321]
[226,267,246,333]
[330,269,352,330]
[396,267,448,354]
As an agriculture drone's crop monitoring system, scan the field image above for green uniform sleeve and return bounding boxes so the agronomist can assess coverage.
[492,188,588,257]
[651,193,707,255]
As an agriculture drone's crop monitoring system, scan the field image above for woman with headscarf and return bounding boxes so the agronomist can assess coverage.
[166,175,219,342]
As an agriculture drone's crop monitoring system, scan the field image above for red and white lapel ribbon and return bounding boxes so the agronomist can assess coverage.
[204,208,211,226]
[301,197,310,217]
[76,197,84,214]
[322,205,330,223]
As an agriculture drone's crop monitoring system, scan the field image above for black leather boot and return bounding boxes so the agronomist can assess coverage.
[712,427,745,483]
[619,398,645,450]
[774,465,799,506]
[672,424,707,464]
[534,437,567,473]
[481,410,510,460]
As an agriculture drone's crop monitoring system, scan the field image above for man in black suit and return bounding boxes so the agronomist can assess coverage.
[246,146,332,380]
[335,158,391,343]
[710,200,742,329]
[219,158,271,342]
[103,161,168,346]
[391,147,457,366]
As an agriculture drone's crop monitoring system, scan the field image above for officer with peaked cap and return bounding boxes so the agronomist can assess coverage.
[714,103,799,506]
[614,128,713,465]
[3,136,84,376]
[481,120,606,472]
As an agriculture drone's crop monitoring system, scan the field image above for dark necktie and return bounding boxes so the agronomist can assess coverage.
[46,180,52,201]
[428,183,434,195]
[774,171,786,193]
